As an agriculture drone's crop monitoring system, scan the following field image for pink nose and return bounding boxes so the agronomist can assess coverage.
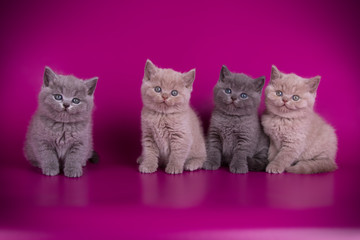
[282,98,288,103]
[162,95,169,100]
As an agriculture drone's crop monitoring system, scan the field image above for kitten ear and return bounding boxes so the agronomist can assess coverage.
[144,59,157,81]
[43,66,57,87]
[271,65,282,81]
[85,77,98,96]
[254,76,265,92]
[219,65,231,82]
[307,76,321,93]
[183,69,196,88]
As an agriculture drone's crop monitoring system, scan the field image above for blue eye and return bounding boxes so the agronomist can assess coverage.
[54,94,63,100]
[292,95,300,101]
[72,98,81,104]
[240,93,248,99]
[276,90,283,96]
[171,90,178,96]
[225,88,232,94]
[154,86,162,93]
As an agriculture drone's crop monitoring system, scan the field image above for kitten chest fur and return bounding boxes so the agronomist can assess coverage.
[39,115,90,160]
[211,111,259,161]
[262,113,307,150]
[142,108,192,161]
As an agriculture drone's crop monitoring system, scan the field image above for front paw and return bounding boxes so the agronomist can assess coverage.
[184,159,204,171]
[268,151,277,162]
[42,160,60,176]
[229,162,248,174]
[139,162,158,173]
[165,163,183,174]
[266,161,285,174]
[42,166,60,176]
[64,165,83,178]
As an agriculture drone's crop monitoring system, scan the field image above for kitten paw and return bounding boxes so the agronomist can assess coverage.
[165,163,183,174]
[203,160,220,170]
[42,167,60,176]
[229,163,248,174]
[139,163,158,173]
[42,161,60,176]
[266,162,285,174]
[184,159,204,171]
[64,165,83,178]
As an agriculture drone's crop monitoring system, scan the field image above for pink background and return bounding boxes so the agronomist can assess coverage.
[0,0,360,239]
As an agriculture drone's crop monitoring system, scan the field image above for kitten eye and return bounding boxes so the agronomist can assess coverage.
[54,94,63,101]
[240,93,248,99]
[72,98,81,104]
[276,90,283,96]
[171,90,178,96]
[225,88,232,94]
[292,95,300,101]
[154,86,162,93]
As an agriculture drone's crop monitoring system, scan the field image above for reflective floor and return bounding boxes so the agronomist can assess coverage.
[1,152,360,239]
[1,0,360,238]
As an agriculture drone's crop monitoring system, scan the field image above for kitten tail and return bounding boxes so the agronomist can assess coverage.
[89,151,100,164]
[286,159,337,174]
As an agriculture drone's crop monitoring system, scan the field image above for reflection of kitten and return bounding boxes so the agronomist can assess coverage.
[262,65,337,174]
[24,67,99,177]
[138,60,206,174]
[203,66,269,173]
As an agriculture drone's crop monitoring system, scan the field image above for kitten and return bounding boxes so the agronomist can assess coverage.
[24,67,99,177]
[138,59,206,174]
[203,66,269,173]
[262,65,338,174]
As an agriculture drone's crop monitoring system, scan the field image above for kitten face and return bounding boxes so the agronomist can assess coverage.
[213,66,265,116]
[141,60,195,113]
[39,67,98,122]
[265,65,320,118]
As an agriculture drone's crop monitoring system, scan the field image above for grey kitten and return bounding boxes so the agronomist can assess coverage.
[24,67,99,177]
[138,60,206,174]
[203,66,269,173]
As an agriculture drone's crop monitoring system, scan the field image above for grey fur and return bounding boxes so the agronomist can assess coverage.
[24,67,98,177]
[203,66,269,173]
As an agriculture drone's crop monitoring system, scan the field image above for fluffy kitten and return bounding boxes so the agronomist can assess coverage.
[138,59,206,174]
[262,65,337,174]
[24,67,99,177]
[203,66,269,173]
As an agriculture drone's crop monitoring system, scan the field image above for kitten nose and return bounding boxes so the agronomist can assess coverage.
[63,103,70,109]
[231,96,237,101]
[282,98,289,103]
[162,94,169,100]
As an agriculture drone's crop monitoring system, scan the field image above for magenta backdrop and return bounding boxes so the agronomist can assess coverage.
[1,0,359,167]
[1,0,360,239]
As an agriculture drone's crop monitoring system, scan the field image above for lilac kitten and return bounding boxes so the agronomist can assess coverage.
[262,65,337,174]
[24,67,99,177]
[138,60,207,174]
